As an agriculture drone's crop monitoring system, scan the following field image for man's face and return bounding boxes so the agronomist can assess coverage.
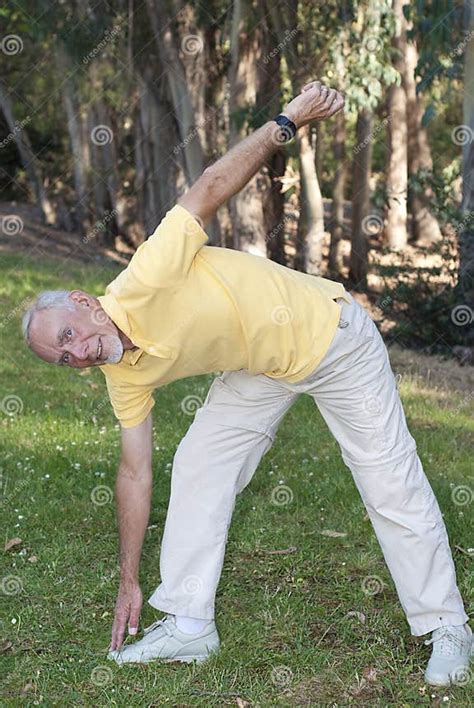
[28,291,124,369]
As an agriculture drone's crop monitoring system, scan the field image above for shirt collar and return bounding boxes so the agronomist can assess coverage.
[97,293,175,363]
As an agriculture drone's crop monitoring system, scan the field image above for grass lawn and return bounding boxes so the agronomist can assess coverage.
[1,250,473,706]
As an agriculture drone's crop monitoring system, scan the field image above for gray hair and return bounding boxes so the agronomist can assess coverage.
[22,290,75,345]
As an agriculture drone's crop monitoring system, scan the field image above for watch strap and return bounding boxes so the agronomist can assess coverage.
[272,114,297,143]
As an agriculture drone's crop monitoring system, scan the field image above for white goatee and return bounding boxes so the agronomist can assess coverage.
[105,336,124,364]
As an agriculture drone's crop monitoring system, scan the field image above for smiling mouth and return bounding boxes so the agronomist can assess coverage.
[97,338,102,360]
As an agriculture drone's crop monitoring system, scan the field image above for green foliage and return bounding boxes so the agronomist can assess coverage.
[405,0,465,90]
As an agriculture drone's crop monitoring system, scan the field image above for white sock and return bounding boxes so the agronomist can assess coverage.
[175,615,210,634]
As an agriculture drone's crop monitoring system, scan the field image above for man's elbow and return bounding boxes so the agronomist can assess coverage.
[117,459,152,483]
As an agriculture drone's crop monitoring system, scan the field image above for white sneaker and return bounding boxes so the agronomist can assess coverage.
[424,624,473,686]
[107,614,220,665]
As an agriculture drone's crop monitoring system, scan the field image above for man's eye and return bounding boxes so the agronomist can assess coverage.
[62,353,70,364]
[66,328,72,340]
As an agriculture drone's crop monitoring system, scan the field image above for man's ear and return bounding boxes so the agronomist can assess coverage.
[69,290,96,308]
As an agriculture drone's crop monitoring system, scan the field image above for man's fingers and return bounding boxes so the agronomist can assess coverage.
[327,93,345,117]
[302,80,321,93]
[324,89,338,108]
[109,614,127,651]
[128,603,141,636]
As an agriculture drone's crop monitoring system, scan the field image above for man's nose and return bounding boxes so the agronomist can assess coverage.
[71,341,88,360]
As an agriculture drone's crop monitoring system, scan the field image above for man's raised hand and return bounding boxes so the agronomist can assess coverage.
[282,81,344,129]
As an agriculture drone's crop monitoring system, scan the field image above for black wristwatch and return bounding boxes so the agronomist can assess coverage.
[272,114,297,143]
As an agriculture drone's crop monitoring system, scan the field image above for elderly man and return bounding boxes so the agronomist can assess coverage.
[22,81,471,686]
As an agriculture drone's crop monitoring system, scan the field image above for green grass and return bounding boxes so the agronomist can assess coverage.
[0,250,473,706]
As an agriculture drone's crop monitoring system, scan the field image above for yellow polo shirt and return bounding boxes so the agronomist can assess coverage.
[98,204,350,428]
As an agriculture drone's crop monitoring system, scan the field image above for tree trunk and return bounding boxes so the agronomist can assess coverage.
[255,9,286,263]
[228,0,267,255]
[145,0,204,184]
[89,65,128,245]
[264,0,324,273]
[329,109,347,275]
[57,47,90,236]
[0,79,55,225]
[459,0,474,325]
[134,68,182,238]
[403,37,442,246]
[385,0,408,251]
[350,109,374,289]
[87,104,114,247]
[298,124,325,274]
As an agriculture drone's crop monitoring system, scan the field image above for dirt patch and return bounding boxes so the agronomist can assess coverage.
[0,201,129,266]
[388,344,474,396]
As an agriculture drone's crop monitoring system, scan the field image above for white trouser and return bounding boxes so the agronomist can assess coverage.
[148,292,468,636]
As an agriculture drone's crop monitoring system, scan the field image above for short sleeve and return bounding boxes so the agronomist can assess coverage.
[104,375,155,429]
[128,204,208,288]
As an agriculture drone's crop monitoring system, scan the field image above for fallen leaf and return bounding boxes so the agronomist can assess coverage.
[28,555,38,563]
[21,683,35,696]
[344,610,366,623]
[236,699,251,707]
[0,640,13,653]
[363,667,377,682]
[4,537,22,552]
[265,546,297,555]
[319,529,347,538]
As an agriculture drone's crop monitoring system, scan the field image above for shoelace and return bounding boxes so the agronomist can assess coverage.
[144,614,174,637]
[424,628,468,656]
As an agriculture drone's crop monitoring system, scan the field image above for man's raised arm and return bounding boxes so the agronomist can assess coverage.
[179,80,344,226]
